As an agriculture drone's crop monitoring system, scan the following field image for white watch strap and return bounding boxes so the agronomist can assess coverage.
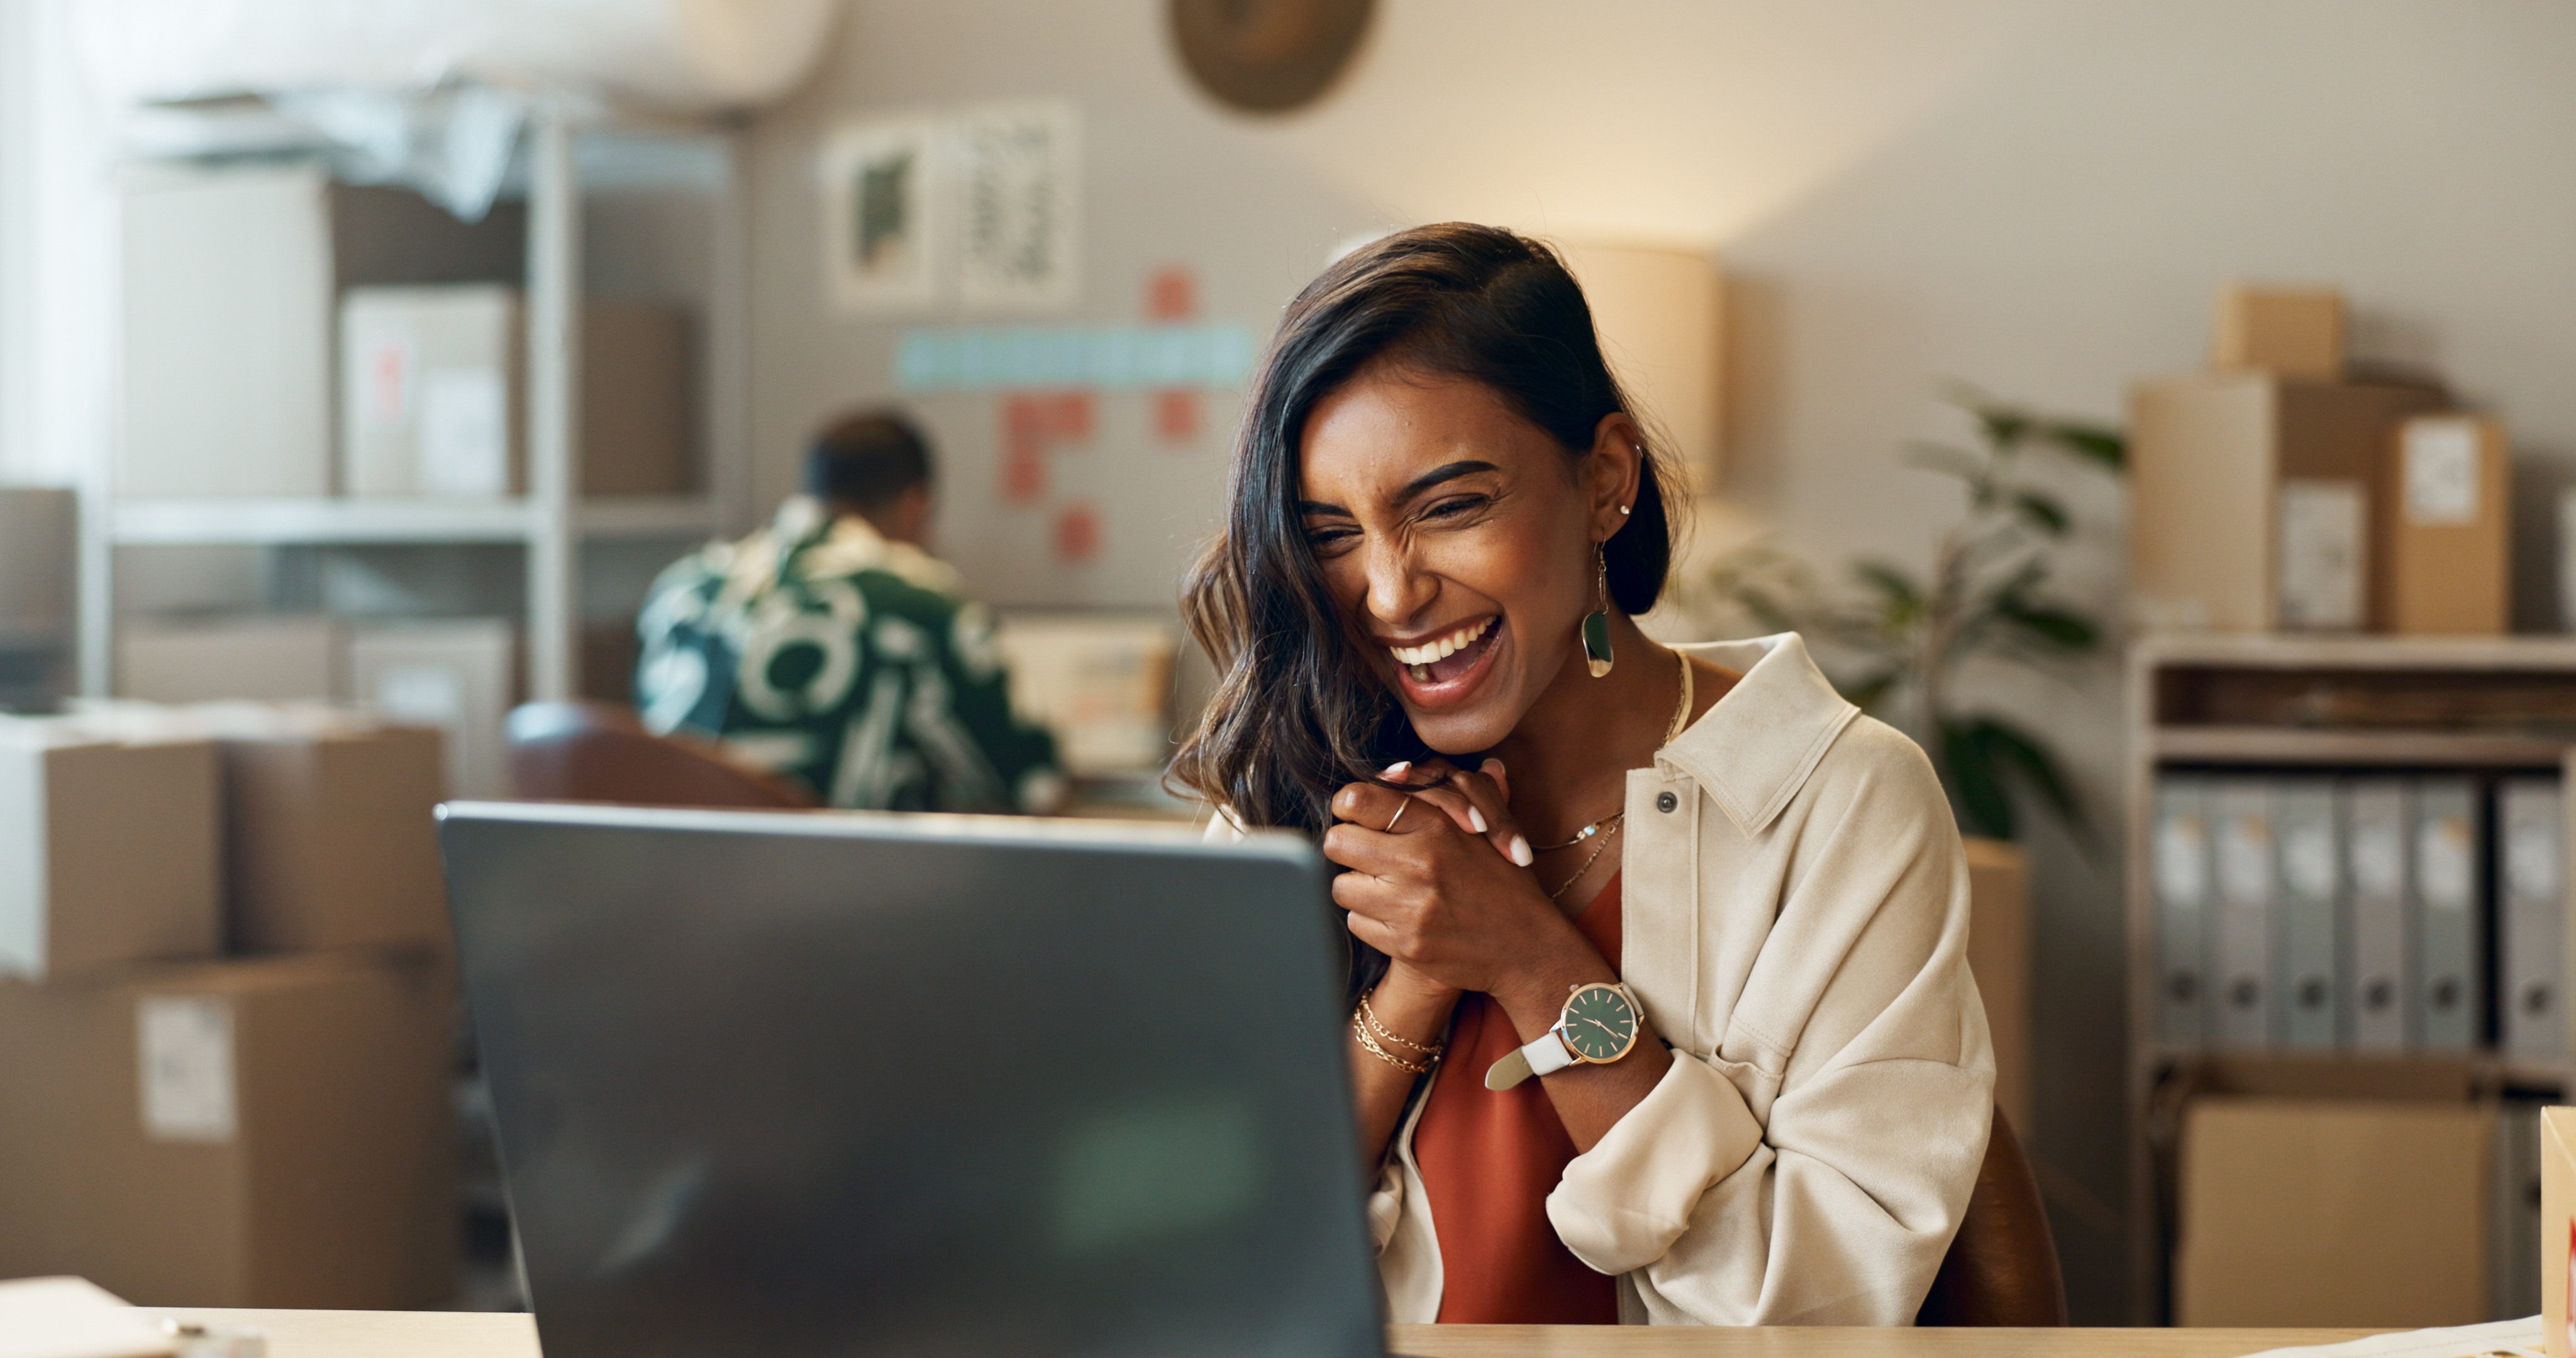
[1483,1029,1573,1091]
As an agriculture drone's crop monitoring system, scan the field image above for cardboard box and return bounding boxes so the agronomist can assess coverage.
[1963,837,2031,1137]
[2129,373,2447,632]
[2214,285,2346,380]
[118,616,343,705]
[2176,1096,2493,1327]
[2546,1107,2576,1357]
[581,299,694,497]
[0,951,457,1308]
[118,162,521,500]
[0,720,221,980]
[995,613,1176,775]
[2385,414,2511,636]
[340,285,526,499]
[60,702,452,956]
[340,287,691,500]
[346,619,516,798]
[224,719,448,955]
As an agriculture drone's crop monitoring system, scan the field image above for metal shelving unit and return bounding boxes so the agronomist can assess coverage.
[77,103,751,704]
[2123,631,2576,1323]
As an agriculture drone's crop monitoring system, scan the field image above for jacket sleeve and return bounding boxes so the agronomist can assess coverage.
[1543,731,1995,1325]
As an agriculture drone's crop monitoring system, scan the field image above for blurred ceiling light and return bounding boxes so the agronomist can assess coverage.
[77,0,843,116]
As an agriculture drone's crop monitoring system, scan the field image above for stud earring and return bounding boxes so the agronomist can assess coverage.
[1618,504,1631,516]
[1581,545,1614,678]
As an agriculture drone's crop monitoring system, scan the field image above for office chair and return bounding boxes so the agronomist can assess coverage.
[504,701,818,810]
[1915,1106,2067,1326]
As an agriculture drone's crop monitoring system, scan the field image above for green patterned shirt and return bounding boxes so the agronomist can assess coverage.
[634,499,1061,812]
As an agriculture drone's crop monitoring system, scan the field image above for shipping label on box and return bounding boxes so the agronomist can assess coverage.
[2276,478,2367,630]
[2385,414,2511,636]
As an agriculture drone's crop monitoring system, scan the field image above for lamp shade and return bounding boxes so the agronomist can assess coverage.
[1557,241,1723,492]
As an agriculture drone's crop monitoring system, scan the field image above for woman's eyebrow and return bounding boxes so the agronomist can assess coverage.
[1298,460,1501,517]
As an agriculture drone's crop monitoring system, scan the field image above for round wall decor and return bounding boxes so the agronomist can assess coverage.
[1170,0,1374,114]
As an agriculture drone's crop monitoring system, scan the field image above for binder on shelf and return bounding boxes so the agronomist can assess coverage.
[2212,779,2277,1048]
[2501,777,2564,1061]
[2346,778,2411,1052]
[2153,775,2212,1047]
[2411,777,2483,1052]
[2273,778,2343,1049]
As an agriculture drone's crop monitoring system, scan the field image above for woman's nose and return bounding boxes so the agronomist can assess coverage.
[1362,540,1435,627]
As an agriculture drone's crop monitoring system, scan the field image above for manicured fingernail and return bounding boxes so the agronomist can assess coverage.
[1469,807,1488,834]
[1509,835,1533,867]
[1482,758,1504,776]
[1384,761,1411,779]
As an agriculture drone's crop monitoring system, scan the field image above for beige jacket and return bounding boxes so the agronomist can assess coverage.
[1337,632,1995,1325]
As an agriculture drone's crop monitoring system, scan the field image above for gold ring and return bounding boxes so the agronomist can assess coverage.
[1384,800,1409,832]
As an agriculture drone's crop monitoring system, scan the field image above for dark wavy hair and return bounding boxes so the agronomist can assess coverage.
[1170,223,1683,863]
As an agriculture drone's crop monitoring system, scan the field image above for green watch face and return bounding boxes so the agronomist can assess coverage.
[1562,985,1638,1062]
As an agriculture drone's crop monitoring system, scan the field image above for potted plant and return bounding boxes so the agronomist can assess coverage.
[1689,387,2124,844]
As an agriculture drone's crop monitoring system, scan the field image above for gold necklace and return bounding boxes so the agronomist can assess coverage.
[1538,650,1695,900]
[1533,650,1695,848]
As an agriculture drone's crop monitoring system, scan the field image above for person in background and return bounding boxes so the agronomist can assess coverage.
[634,409,1062,813]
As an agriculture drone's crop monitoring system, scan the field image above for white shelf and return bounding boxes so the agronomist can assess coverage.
[111,496,720,546]
[2153,726,2572,766]
[2136,630,2576,671]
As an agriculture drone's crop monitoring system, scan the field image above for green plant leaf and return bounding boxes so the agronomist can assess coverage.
[1902,441,1987,482]
[2038,420,2126,472]
[2011,491,2069,537]
[1852,560,1924,610]
[1980,715,2083,824]
[1994,595,2100,651]
[1940,719,2018,841]
[1842,667,1905,714]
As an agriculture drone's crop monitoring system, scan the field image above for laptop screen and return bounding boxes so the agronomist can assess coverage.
[440,802,1384,1358]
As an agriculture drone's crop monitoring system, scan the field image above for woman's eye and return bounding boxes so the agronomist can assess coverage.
[1305,525,1358,551]
[1423,495,1487,521]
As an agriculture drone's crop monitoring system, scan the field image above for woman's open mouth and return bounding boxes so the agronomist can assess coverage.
[1385,615,1504,702]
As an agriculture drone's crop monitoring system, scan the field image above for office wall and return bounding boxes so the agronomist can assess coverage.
[747,0,2576,1320]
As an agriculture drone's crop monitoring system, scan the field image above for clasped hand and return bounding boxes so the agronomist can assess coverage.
[1324,759,1589,1000]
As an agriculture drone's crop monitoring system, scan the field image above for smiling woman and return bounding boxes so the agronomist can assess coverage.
[1172,224,1994,1328]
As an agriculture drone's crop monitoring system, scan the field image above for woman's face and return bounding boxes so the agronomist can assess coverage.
[1297,361,1634,754]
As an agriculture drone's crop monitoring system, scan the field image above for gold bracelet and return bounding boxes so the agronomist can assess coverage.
[1352,1010,1433,1074]
[1359,991,1442,1056]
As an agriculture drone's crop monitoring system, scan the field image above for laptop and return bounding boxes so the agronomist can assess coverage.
[437,801,1384,1358]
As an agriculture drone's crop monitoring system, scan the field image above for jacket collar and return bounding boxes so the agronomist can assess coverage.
[1658,632,1860,836]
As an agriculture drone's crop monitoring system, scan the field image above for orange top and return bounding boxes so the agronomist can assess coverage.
[1410,875,1624,1325]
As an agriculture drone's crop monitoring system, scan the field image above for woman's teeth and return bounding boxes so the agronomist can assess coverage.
[1388,617,1494,668]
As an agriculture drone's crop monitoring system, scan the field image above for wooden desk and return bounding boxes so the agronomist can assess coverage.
[162,1309,2378,1358]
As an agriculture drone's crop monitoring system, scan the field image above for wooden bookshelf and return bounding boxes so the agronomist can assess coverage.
[2123,632,2576,1323]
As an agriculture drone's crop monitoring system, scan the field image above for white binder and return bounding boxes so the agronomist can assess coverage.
[2346,778,2411,1052]
[2211,780,2277,1048]
[2501,777,2564,1060]
[2273,778,2341,1049]
[2412,777,2482,1052]
[2153,775,2212,1047]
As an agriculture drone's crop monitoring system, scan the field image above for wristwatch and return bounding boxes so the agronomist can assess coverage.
[1484,981,1643,1090]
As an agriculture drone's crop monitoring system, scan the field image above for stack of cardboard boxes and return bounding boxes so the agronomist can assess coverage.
[2131,285,2512,635]
[0,703,458,1308]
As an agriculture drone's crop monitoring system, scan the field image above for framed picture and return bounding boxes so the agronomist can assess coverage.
[819,116,945,315]
[953,102,1080,313]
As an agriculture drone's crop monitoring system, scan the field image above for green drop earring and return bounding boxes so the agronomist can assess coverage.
[1582,544,1615,678]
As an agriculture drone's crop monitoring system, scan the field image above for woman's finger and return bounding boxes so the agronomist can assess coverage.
[1330,779,1421,834]
[1331,868,1402,919]
[1402,759,1530,866]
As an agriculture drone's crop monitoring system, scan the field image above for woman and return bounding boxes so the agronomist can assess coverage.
[1175,224,1992,1326]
